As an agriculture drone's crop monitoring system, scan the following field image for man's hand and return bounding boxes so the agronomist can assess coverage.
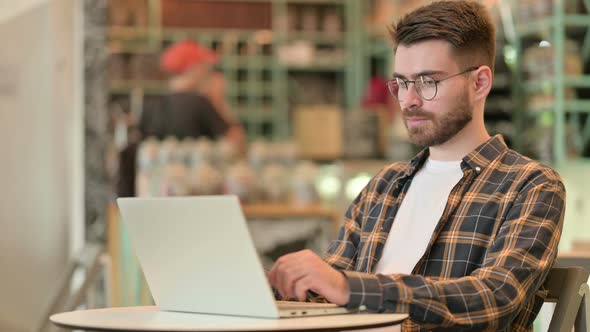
[267,249,350,305]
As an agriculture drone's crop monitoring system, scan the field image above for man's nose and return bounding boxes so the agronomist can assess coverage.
[402,84,423,109]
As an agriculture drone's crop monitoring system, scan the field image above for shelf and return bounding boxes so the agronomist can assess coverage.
[227,82,274,98]
[108,26,153,38]
[221,56,274,70]
[564,100,590,113]
[516,15,590,36]
[285,32,345,45]
[177,0,273,3]
[565,76,590,89]
[110,27,345,51]
[107,25,154,36]
[108,44,159,54]
[242,203,338,220]
[110,80,274,97]
[109,80,272,98]
[366,41,392,56]
[524,81,554,94]
[280,0,344,4]
[283,61,346,72]
[104,0,363,141]
[109,80,168,95]
[527,100,590,114]
[492,73,511,89]
[510,7,590,162]
[365,24,389,38]
[236,110,275,123]
[524,76,590,93]
[161,27,264,38]
[484,112,512,120]
[486,97,513,111]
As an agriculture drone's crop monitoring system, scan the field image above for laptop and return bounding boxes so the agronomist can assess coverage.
[116,195,365,319]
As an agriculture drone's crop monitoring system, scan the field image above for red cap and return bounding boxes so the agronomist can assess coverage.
[160,40,218,74]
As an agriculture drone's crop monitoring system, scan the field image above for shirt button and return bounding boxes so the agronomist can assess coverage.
[475,167,481,172]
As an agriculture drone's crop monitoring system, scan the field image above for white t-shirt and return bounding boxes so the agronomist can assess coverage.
[365,158,463,332]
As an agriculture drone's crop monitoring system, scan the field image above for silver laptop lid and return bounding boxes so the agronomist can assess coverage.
[117,196,280,318]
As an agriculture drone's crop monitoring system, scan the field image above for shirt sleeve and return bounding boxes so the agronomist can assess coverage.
[343,179,566,331]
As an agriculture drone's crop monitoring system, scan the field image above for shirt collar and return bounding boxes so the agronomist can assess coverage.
[404,135,508,177]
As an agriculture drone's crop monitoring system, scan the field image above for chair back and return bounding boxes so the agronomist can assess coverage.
[544,267,589,332]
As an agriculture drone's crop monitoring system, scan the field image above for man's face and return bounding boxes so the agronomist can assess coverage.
[393,40,474,147]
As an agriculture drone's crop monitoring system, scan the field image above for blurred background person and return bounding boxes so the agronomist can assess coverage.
[140,40,245,147]
[117,40,245,197]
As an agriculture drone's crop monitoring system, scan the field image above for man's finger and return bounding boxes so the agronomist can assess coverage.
[281,266,307,299]
[268,250,323,299]
[294,275,313,302]
[275,258,305,298]
[271,258,297,298]
[268,266,277,288]
[268,257,292,290]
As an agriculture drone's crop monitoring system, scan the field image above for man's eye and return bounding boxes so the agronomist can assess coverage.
[420,77,436,87]
[396,80,409,89]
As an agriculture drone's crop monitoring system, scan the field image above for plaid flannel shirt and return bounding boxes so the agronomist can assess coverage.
[324,135,565,331]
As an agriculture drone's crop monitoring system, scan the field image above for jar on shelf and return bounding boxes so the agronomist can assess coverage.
[300,6,320,33]
[322,8,343,36]
[163,162,190,196]
[291,161,320,206]
[189,161,223,196]
[225,161,260,203]
[248,140,271,172]
[108,54,129,81]
[188,137,215,169]
[260,163,290,203]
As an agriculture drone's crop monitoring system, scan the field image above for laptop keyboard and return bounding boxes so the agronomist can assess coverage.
[276,301,339,309]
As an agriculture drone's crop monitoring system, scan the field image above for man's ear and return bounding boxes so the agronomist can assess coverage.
[473,66,493,101]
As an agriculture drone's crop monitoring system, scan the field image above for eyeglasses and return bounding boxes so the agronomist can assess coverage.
[386,66,479,101]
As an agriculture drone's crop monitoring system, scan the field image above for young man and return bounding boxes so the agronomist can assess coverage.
[268,1,566,331]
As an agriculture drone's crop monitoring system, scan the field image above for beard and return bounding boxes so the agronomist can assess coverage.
[402,96,473,147]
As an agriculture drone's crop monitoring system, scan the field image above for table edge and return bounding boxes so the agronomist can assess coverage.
[50,307,409,332]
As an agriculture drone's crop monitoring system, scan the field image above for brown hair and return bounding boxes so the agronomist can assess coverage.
[390,1,496,72]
